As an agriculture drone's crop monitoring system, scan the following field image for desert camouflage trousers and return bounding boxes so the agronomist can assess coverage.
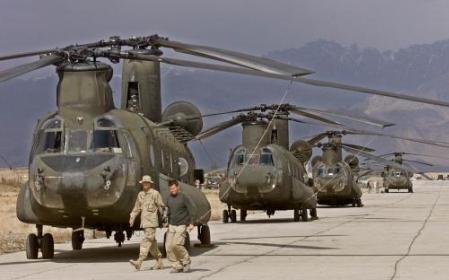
[137,227,162,263]
[165,225,191,269]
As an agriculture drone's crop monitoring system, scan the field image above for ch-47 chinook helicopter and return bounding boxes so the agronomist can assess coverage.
[306,130,449,206]
[3,35,449,259]
[369,152,445,193]
[194,104,395,222]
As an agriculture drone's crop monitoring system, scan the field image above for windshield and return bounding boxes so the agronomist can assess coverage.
[317,165,341,176]
[68,130,88,153]
[37,118,64,153]
[260,148,274,165]
[92,130,120,152]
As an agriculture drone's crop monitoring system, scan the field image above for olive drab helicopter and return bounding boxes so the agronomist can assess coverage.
[0,35,331,260]
[306,130,449,206]
[194,104,395,222]
[3,35,449,260]
[371,152,444,193]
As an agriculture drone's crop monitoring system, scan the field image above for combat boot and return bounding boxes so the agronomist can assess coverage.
[129,259,142,271]
[152,258,164,270]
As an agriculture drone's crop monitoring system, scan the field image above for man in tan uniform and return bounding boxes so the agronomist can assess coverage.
[129,175,165,271]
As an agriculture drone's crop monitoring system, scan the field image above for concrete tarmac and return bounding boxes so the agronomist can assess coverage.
[1,181,449,280]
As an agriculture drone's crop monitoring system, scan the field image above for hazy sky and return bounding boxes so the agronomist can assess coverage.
[1,0,449,56]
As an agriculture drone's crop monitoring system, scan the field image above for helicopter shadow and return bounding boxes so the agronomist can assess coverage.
[0,242,215,265]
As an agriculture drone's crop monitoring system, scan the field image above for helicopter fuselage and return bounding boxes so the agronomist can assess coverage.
[219,144,316,211]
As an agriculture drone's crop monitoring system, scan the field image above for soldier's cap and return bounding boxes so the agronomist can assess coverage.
[139,175,154,184]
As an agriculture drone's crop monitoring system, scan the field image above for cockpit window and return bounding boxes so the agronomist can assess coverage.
[68,130,88,153]
[234,148,247,165]
[39,131,63,153]
[317,165,341,176]
[92,130,120,152]
[260,148,274,165]
[37,118,64,153]
[97,118,116,128]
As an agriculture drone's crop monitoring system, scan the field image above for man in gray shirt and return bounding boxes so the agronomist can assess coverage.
[165,179,196,273]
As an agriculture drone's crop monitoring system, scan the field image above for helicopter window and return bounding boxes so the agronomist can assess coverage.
[39,131,63,153]
[260,149,274,166]
[96,118,116,128]
[149,144,155,166]
[248,154,260,165]
[68,130,88,153]
[43,118,62,129]
[317,166,325,176]
[178,157,189,177]
[234,148,247,165]
[92,130,120,152]
[327,166,340,175]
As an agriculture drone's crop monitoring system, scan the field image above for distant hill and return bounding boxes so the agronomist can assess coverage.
[2,39,449,170]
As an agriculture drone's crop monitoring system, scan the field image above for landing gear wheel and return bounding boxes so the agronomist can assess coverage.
[310,208,319,220]
[71,230,85,250]
[240,209,247,222]
[114,231,125,247]
[356,198,363,208]
[301,209,309,222]
[230,210,237,223]
[199,225,211,245]
[222,210,229,223]
[184,232,191,252]
[26,233,39,259]
[385,188,389,193]
[408,187,413,193]
[41,233,54,259]
[293,209,300,222]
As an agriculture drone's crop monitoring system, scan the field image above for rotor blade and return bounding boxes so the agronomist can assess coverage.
[153,38,313,77]
[288,107,342,126]
[344,129,449,149]
[402,159,434,167]
[342,145,414,172]
[0,49,57,61]
[293,106,394,128]
[120,52,449,108]
[0,55,64,82]
[342,143,376,153]
[305,132,329,146]
[195,115,246,140]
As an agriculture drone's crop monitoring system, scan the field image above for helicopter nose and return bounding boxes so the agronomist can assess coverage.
[30,154,128,211]
[233,165,277,194]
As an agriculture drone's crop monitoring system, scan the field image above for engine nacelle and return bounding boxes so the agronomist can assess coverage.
[311,155,323,167]
[344,155,359,170]
[289,140,312,164]
[162,101,203,137]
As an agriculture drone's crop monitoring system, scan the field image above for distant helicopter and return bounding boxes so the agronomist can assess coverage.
[194,104,393,222]
[3,34,449,259]
[375,152,443,193]
[306,131,449,206]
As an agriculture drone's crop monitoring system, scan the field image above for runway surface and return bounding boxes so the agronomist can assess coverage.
[1,181,449,280]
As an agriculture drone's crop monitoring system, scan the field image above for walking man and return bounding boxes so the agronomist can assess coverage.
[129,175,165,271]
[165,179,196,273]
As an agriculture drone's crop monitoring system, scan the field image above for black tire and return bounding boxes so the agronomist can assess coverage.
[356,198,363,208]
[230,210,237,223]
[222,210,229,223]
[41,233,54,259]
[26,233,39,259]
[409,187,413,193]
[301,209,309,222]
[293,209,300,222]
[385,188,389,193]
[310,208,318,220]
[240,209,247,222]
[71,231,84,250]
[199,225,211,245]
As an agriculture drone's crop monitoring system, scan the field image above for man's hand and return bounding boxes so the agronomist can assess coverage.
[187,224,194,232]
